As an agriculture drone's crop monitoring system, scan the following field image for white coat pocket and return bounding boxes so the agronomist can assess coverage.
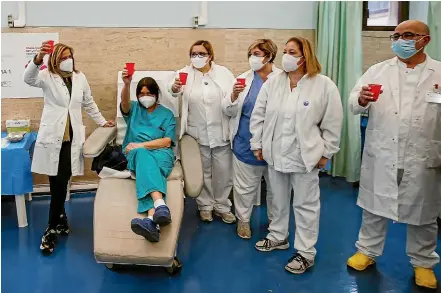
[36,123,56,146]
[427,140,441,169]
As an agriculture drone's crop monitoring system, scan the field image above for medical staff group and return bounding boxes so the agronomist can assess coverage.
[24,19,440,289]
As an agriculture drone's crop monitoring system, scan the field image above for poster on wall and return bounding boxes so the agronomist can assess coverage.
[1,33,59,99]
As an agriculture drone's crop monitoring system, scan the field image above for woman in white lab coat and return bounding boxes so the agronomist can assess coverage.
[24,41,113,255]
[170,40,236,224]
[221,39,281,239]
[250,37,343,274]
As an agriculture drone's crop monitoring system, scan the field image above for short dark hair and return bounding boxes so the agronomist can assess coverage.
[136,77,160,98]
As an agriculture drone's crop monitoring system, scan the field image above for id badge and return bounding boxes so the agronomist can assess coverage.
[426,84,441,103]
[425,92,441,104]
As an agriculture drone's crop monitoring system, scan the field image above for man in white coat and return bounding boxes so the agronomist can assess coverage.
[347,20,441,289]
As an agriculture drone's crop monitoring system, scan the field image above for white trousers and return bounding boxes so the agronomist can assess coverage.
[267,166,320,261]
[195,144,233,213]
[232,155,273,223]
[356,209,440,268]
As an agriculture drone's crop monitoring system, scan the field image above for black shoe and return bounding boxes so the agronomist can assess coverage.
[153,205,172,227]
[131,218,160,242]
[56,214,70,235]
[40,227,57,255]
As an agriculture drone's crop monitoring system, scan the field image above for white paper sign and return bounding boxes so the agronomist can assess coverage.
[1,33,59,98]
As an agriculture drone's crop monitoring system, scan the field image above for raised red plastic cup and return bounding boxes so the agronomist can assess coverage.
[237,78,246,87]
[125,63,135,76]
[47,40,54,53]
[179,72,188,85]
[369,84,382,101]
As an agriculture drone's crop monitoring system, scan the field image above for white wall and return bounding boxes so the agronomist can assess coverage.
[409,1,429,23]
[2,1,317,29]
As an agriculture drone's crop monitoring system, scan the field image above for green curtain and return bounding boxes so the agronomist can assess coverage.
[316,1,363,182]
[427,1,441,61]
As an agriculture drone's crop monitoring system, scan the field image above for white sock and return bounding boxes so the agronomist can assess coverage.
[154,199,166,209]
[147,216,153,221]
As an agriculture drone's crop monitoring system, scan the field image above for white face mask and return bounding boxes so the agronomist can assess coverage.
[138,96,156,108]
[282,54,303,72]
[59,58,73,73]
[191,56,209,69]
[249,55,268,71]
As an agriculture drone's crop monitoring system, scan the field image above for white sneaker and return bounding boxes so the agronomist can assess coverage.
[199,211,213,222]
[255,238,289,252]
[285,253,314,274]
[237,220,251,239]
[214,211,236,224]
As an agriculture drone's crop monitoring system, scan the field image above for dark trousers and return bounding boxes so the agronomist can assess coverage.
[48,141,72,228]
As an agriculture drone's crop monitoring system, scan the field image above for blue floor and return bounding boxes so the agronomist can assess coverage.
[2,176,441,293]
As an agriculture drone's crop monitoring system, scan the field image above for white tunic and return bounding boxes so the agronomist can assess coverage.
[349,56,441,225]
[23,61,106,176]
[272,84,306,173]
[168,62,236,146]
[187,70,226,148]
[397,60,426,169]
[250,72,343,173]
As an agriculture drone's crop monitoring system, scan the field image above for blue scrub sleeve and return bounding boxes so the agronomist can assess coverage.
[120,101,134,123]
[164,113,177,147]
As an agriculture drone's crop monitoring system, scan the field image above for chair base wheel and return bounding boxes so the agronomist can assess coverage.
[105,263,120,270]
[165,257,182,275]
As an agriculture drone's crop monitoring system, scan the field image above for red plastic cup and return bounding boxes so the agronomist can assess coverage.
[237,78,246,87]
[179,72,188,85]
[125,62,135,76]
[369,84,382,101]
[47,40,54,53]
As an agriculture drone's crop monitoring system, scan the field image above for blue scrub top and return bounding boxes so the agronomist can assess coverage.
[121,101,176,161]
[233,72,266,166]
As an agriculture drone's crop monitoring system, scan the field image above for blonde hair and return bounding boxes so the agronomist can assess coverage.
[286,37,321,77]
[189,40,214,62]
[48,43,78,78]
[247,39,278,63]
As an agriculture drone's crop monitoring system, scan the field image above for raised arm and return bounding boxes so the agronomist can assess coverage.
[221,73,245,117]
[349,67,376,115]
[120,68,132,115]
[23,41,51,88]
[168,71,184,98]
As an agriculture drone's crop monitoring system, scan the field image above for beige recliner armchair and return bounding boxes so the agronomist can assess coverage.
[83,115,203,274]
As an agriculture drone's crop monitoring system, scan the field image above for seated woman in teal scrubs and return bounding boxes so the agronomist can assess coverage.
[120,70,176,243]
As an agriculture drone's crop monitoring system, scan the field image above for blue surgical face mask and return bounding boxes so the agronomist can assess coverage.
[391,38,424,60]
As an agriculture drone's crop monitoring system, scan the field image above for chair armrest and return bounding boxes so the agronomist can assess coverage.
[179,134,203,198]
[83,127,117,158]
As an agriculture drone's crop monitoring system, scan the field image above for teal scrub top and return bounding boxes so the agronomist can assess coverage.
[121,101,176,160]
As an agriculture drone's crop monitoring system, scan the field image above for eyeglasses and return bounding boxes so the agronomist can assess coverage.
[249,53,266,58]
[390,32,428,41]
[190,52,209,58]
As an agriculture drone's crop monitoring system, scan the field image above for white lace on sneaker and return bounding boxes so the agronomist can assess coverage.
[255,238,290,252]
[285,253,314,274]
